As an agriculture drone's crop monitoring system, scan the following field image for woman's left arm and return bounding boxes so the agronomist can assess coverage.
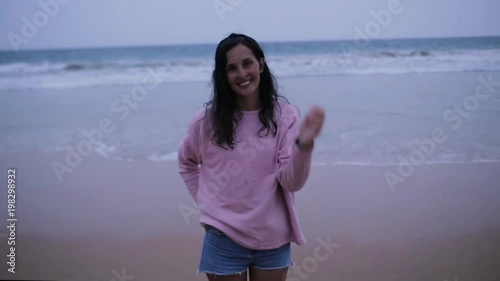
[276,105,325,192]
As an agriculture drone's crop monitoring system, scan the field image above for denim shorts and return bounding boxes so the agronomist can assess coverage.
[198,225,294,276]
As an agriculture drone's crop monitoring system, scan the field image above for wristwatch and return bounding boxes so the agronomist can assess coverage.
[295,138,313,150]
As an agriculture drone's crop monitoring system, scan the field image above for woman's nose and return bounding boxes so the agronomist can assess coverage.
[235,66,246,78]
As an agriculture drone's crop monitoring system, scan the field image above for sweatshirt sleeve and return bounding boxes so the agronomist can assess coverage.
[177,111,203,203]
[275,105,313,192]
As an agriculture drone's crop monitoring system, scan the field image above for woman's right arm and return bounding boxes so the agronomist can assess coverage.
[177,113,203,204]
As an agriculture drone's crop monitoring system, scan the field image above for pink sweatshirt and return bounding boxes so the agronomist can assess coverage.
[177,101,313,250]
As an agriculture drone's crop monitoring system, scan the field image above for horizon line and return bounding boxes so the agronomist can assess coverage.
[1,34,499,53]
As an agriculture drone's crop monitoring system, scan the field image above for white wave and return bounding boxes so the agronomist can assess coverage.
[0,61,67,75]
[1,48,500,90]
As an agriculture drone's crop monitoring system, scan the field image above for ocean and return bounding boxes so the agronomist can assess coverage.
[1,37,500,90]
[1,36,500,166]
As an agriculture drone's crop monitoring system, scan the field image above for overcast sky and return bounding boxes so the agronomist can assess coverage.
[1,0,499,50]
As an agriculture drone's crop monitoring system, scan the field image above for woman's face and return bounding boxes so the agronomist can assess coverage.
[225,44,263,101]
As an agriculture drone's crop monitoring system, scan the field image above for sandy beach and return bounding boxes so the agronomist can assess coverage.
[1,149,499,280]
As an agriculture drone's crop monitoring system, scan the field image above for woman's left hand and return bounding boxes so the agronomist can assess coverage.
[298,105,325,146]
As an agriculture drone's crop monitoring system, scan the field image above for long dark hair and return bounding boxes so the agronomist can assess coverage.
[207,33,285,149]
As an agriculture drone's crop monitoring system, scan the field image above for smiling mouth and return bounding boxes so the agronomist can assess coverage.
[238,80,251,86]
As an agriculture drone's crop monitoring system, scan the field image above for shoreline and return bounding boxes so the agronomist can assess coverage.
[2,71,499,166]
[1,150,499,238]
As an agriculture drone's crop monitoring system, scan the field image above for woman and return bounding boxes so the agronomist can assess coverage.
[178,33,325,281]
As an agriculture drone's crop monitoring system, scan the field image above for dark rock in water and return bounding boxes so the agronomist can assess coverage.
[65,64,84,71]
[409,50,431,57]
[380,51,397,57]
[420,51,431,56]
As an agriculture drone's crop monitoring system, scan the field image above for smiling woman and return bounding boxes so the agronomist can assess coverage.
[177,33,326,281]
[225,45,264,111]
